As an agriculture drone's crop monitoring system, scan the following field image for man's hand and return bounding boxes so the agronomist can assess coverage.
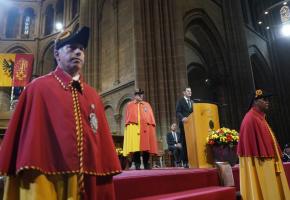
[182,117,188,123]
[176,143,182,148]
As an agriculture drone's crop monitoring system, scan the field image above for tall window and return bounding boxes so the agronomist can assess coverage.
[5,8,20,38]
[56,0,64,24]
[22,8,35,38]
[44,5,54,35]
[72,0,80,19]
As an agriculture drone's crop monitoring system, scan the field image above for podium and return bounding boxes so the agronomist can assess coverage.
[184,103,220,168]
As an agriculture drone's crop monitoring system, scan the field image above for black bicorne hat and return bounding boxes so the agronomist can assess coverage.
[254,89,273,100]
[248,89,273,110]
[55,26,90,50]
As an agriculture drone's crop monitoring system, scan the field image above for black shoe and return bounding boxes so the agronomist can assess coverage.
[183,163,189,168]
[144,163,151,170]
[135,164,141,170]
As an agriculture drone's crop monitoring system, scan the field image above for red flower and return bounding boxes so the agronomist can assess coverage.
[226,135,232,142]
[209,140,215,145]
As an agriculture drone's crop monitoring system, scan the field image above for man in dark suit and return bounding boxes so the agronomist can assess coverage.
[166,123,183,167]
[176,87,193,168]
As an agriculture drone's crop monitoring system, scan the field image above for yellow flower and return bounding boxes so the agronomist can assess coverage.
[206,127,239,145]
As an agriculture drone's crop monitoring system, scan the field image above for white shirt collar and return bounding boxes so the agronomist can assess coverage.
[72,74,80,81]
[184,96,190,101]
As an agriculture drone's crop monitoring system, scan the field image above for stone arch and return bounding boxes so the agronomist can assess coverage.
[4,44,32,53]
[118,96,132,136]
[183,9,229,125]
[41,42,56,75]
[116,94,132,114]
[187,62,211,100]
[104,105,117,134]
[248,45,273,91]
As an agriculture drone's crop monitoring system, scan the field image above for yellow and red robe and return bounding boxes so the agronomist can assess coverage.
[123,100,158,156]
[0,67,121,199]
[238,108,289,200]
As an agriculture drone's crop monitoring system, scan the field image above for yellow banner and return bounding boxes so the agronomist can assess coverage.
[0,54,16,87]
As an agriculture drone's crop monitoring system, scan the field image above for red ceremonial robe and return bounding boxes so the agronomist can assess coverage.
[0,67,121,198]
[237,107,279,157]
[125,100,158,154]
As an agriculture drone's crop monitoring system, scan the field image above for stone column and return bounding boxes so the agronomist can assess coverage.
[133,0,182,140]
[113,0,120,85]
[79,0,99,88]
[222,0,255,128]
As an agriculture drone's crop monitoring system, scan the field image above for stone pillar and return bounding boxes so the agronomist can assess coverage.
[222,0,255,128]
[113,0,120,85]
[133,0,182,141]
[79,0,99,88]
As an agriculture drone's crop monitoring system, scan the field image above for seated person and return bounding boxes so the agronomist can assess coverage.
[166,123,183,167]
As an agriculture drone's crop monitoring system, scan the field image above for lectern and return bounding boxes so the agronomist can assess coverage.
[184,103,220,168]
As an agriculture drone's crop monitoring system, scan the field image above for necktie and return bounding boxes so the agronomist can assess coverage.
[187,99,191,109]
[173,132,178,143]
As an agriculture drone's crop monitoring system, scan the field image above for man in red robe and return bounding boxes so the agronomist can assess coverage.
[0,26,121,200]
[122,89,158,170]
[237,89,289,199]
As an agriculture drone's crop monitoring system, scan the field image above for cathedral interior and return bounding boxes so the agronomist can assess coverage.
[0,0,290,150]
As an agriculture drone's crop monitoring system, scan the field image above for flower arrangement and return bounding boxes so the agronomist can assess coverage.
[206,127,239,148]
[116,147,123,156]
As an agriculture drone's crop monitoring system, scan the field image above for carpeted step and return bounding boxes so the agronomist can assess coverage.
[131,186,236,200]
[114,169,221,200]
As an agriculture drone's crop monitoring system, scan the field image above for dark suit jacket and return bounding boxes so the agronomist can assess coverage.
[166,131,181,148]
[176,97,193,122]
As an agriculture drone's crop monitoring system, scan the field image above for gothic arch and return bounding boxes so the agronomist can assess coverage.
[183,9,230,125]
[118,96,132,136]
[4,44,32,53]
[104,105,117,134]
[248,45,273,91]
[116,94,132,114]
[183,9,227,102]
[41,42,56,75]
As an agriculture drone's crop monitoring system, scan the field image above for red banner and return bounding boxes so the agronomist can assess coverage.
[12,54,34,87]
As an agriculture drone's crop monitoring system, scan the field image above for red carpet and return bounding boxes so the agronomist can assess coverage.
[113,163,290,200]
[114,168,235,200]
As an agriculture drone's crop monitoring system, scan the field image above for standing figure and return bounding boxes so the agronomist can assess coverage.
[123,89,158,170]
[238,89,290,200]
[166,123,183,167]
[176,87,193,168]
[0,27,121,200]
